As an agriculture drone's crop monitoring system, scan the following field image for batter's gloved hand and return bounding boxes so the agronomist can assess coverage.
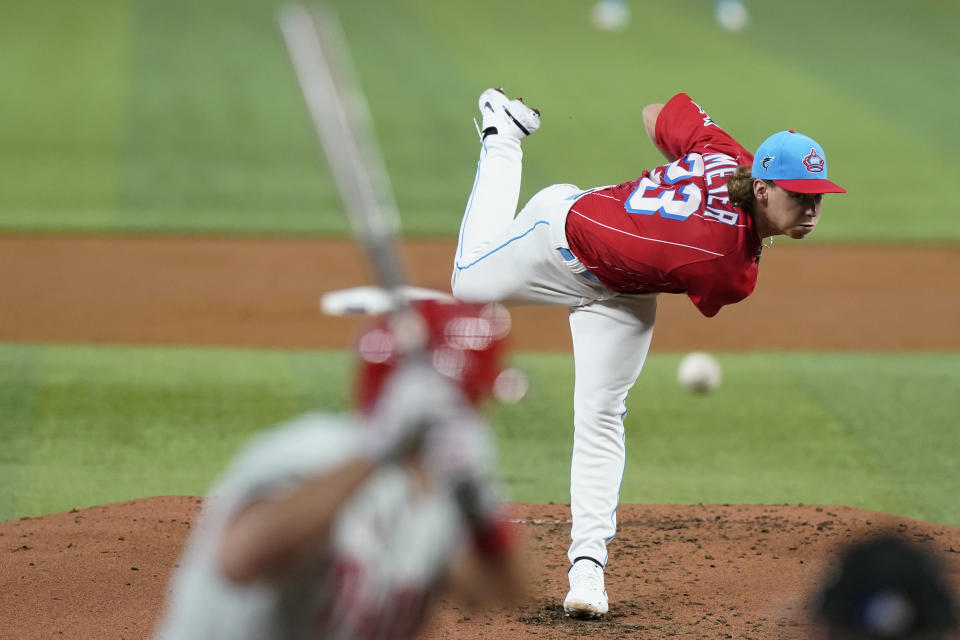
[362,360,470,463]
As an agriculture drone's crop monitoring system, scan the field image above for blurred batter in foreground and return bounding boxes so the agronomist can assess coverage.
[153,301,525,640]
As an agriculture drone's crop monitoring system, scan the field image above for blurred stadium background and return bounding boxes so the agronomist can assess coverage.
[1,0,958,524]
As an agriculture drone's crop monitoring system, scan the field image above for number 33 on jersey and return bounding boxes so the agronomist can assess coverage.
[625,153,739,225]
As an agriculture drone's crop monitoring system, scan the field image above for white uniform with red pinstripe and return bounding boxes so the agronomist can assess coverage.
[153,414,468,640]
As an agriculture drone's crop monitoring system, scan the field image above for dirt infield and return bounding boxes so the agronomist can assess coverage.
[2,235,959,351]
[2,234,960,639]
[3,498,959,640]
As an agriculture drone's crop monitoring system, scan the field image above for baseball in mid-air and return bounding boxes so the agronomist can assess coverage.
[677,351,722,393]
[714,0,750,33]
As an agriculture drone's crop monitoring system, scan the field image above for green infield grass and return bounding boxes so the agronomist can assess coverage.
[1,0,957,241]
[2,343,957,525]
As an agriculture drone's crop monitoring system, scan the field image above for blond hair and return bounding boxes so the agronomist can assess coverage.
[727,165,756,213]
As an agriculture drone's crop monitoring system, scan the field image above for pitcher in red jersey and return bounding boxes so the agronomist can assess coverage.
[451,88,845,619]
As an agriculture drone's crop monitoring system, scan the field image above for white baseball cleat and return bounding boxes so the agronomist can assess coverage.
[563,557,608,619]
[476,87,540,140]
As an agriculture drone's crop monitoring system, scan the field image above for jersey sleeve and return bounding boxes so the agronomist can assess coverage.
[654,93,751,164]
[669,257,758,318]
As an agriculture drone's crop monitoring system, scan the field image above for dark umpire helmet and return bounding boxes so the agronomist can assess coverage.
[815,535,957,639]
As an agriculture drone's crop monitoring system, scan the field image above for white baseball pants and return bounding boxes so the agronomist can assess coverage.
[451,134,657,566]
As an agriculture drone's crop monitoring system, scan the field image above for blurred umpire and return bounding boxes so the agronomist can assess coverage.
[813,535,958,640]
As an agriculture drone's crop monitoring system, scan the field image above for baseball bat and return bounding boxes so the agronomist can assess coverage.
[278,3,412,324]
[278,3,496,527]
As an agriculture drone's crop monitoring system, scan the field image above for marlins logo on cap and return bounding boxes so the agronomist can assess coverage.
[802,148,824,173]
[752,130,845,194]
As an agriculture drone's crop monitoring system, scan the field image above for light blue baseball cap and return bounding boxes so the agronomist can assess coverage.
[752,130,846,194]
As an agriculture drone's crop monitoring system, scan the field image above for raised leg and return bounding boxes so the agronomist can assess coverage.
[454,133,525,270]
[453,88,540,272]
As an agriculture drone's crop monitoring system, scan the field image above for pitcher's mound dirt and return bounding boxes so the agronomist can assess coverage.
[3,498,959,640]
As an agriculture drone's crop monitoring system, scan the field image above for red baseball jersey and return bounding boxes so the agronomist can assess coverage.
[564,93,762,317]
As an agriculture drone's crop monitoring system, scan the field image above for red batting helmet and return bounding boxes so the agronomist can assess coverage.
[355,300,521,412]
